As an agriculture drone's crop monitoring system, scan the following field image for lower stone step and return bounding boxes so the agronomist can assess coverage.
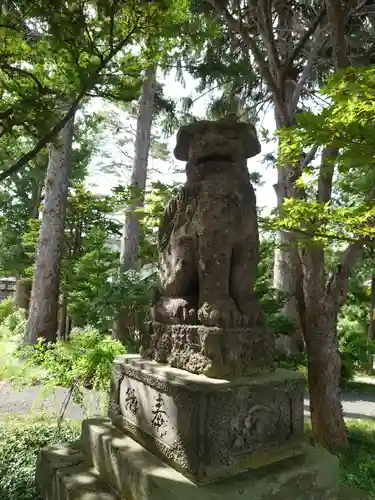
[35,423,371,500]
[80,418,340,499]
[35,441,123,500]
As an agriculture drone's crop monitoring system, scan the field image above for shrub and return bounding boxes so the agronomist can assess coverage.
[0,417,80,500]
[338,315,374,383]
[1,309,27,339]
[0,297,15,325]
[0,309,27,347]
[274,352,308,376]
[18,326,126,401]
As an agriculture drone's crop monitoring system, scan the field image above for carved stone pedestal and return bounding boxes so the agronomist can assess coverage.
[141,322,275,378]
[108,355,304,484]
[35,355,359,499]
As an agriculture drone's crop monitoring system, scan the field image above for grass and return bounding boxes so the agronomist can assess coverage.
[338,420,375,496]
[305,419,375,498]
[0,340,47,385]
[0,415,80,500]
[345,380,375,395]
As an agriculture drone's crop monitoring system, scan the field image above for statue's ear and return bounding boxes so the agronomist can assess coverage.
[173,125,193,161]
[242,123,261,158]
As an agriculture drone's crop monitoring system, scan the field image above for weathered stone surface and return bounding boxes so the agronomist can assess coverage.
[149,117,264,332]
[35,442,122,500]
[81,417,340,500]
[108,354,304,484]
[140,321,274,377]
[339,485,371,499]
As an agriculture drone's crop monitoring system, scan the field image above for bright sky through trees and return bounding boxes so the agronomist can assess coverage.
[86,70,277,214]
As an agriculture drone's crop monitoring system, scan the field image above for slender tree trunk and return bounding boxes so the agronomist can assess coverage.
[273,88,305,354]
[58,293,68,340]
[301,245,348,449]
[66,316,72,338]
[114,65,157,342]
[14,278,32,310]
[14,175,44,312]
[120,65,157,269]
[305,305,346,449]
[369,275,375,341]
[368,274,375,372]
[25,115,74,345]
[273,178,305,353]
[30,176,44,220]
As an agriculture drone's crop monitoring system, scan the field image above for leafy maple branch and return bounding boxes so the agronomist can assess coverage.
[0,22,141,182]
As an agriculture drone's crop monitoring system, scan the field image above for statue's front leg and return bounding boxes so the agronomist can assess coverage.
[197,231,242,328]
[152,230,199,325]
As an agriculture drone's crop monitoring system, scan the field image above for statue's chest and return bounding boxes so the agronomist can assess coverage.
[196,179,246,209]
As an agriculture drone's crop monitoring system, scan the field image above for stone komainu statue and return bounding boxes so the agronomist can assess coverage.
[151,117,262,329]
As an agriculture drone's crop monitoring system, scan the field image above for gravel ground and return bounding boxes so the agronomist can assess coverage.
[1,380,375,422]
[0,381,107,420]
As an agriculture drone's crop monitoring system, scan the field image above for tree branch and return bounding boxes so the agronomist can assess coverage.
[109,0,119,52]
[286,7,326,68]
[301,144,319,168]
[290,26,324,113]
[76,0,104,63]
[326,242,363,305]
[317,146,339,203]
[0,24,140,182]
[0,62,50,93]
[257,0,280,74]
[259,221,375,247]
[206,0,289,123]
[0,24,22,33]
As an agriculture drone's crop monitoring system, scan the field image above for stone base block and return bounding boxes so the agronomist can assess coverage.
[109,355,305,484]
[80,417,340,500]
[35,441,122,500]
[35,425,371,500]
[141,321,274,378]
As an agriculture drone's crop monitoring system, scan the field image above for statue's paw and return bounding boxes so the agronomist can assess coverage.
[198,299,243,328]
[152,297,197,325]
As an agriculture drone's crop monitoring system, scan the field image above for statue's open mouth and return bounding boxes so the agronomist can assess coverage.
[195,153,234,165]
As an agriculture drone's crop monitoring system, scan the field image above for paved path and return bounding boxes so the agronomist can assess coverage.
[304,389,375,421]
[1,380,375,421]
[0,381,107,420]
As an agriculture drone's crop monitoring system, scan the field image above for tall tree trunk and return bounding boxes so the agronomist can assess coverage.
[120,65,157,269]
[273,75,306,354]
[301,245,347,449]
[305,298,346,449]
[58,292,68,340]
[303,242,362,449]
[15,176,45,312]
[273,170,305,353]
[114,65,157,343]
[369,275,375,341]
[25,115,74,345]
[30,176,44,220]
[368,274,375,372]
[14,278,32,310]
